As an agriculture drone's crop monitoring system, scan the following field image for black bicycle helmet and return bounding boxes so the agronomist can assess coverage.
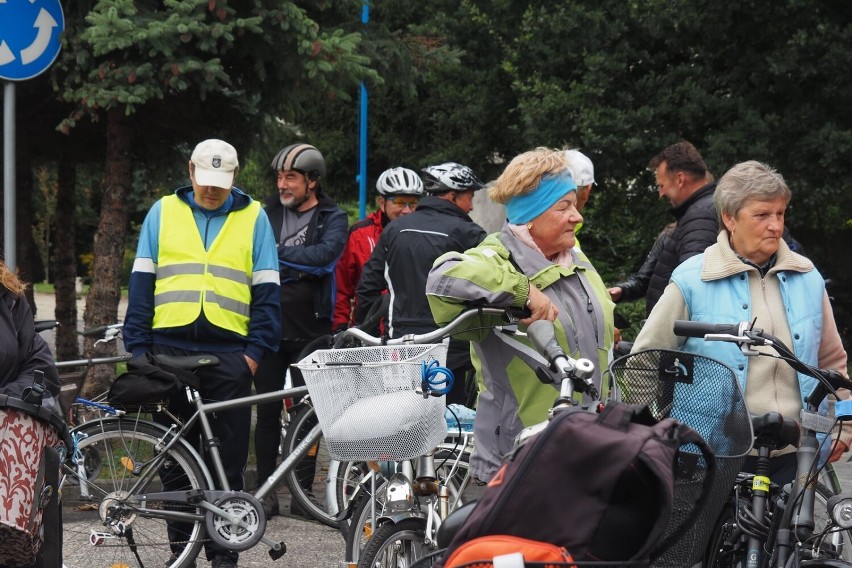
[421,162,485,194]
[376,167,424,196]
[270,143,326,180]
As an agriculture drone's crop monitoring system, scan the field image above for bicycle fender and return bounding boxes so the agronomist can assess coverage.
[377,510,427,526]
[71,418,216,489]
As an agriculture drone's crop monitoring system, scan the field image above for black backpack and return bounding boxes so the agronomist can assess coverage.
[441,402,715,564]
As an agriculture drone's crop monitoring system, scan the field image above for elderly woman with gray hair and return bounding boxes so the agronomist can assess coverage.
[426,147,614,482]
[631,160,849,484]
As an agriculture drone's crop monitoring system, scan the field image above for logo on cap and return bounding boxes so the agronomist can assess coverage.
[212,156,222,168]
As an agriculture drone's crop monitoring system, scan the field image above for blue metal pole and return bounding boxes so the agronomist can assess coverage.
[357,1,369,220]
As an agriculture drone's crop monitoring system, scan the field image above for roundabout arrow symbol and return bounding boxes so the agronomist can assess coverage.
[20,8,59,65]
[0,41,14,66]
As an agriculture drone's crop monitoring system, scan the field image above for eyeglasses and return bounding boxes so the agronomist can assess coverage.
[388,196,420,208]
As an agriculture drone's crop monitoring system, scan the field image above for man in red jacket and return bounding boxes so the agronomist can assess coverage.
[333,167,424,330]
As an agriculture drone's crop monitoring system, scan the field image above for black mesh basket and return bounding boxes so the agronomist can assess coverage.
[608,349,753,567]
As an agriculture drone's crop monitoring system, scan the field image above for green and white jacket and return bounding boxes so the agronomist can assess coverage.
[426,224,614,481]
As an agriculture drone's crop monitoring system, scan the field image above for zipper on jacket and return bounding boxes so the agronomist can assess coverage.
[575,274,599,344]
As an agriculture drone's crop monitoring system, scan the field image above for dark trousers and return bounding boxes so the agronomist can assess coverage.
[742,452,798,487]
[446,339,477,408]
[253,341,308,484]
[152,345,252,562]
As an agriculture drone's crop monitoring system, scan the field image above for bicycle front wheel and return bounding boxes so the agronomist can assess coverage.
[356,518,434,568]
[813,482,852,561]
[61,418,209,568]
[283,403,339,527]
[345,446,478,564]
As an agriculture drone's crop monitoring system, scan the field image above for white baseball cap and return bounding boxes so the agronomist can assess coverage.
[190,139,239,189]
[565,149,596,187]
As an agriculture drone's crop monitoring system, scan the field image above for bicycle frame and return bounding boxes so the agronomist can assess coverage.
[676,320,852,567]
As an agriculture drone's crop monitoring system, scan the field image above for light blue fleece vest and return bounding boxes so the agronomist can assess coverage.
[671,253,824,405]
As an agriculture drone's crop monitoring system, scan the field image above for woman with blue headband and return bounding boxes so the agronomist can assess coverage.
[426,147,614,482]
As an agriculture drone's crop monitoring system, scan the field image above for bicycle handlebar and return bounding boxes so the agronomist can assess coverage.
[673,319,852,406]
[527,319,596,396]
[334,307,523,348]
[336,306,596,397]
[673,320,747,338]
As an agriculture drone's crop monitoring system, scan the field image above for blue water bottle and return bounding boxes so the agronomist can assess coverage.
[445,404,476,435]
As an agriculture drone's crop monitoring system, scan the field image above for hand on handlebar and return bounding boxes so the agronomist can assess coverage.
[520,286,559,325]
[828,440,849,463]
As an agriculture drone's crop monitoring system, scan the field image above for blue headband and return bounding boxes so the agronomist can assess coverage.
[505,170,577,224]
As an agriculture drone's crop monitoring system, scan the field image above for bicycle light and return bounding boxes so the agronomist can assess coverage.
[827,493,852,529]
[385,472,415,513]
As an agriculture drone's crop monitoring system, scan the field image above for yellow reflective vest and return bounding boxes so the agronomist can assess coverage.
[153,195,259,335]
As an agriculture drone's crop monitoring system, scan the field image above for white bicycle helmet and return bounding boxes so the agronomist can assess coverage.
[421,162,485,194]
[376,167,424,196]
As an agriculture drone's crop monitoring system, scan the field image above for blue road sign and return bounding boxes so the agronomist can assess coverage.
[0,0,65,81]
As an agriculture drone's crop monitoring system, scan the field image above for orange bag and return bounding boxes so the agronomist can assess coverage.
[443,534,575,568]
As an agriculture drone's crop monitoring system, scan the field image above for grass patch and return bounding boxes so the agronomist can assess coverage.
[34,281,129,298]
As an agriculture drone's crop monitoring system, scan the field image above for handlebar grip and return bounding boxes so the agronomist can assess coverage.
[506,306,532,320]
[80,324,110,337]
[673,320,741,338]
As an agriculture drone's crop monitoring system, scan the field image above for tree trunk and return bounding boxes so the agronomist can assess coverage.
[54,156,79,362]
[15,133,38,313]
[82,108,132,397]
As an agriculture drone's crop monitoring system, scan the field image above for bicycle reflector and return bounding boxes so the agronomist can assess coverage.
[827,494,852,529]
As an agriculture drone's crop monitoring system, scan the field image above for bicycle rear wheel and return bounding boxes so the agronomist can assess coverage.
[61,418,209,568]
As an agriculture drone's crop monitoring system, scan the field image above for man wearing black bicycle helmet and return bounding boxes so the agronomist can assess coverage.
[355,162,487,407]
[254,143,348,519]
[334,167,424,331]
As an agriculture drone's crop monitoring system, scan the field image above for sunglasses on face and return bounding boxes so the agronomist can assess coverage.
[388,196,420,208]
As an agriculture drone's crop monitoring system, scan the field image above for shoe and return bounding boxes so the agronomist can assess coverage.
[164,553,196,568]
[211,554,237,568]
[262,493,280,518]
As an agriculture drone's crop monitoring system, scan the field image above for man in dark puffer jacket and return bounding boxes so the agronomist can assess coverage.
[643,141,718,315]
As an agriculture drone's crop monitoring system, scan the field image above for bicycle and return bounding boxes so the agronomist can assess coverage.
[59,353,325,568]
[292,307,520,568]
[671,320,852,567]
[51,322,132,425]
[342,430,477,566]
[278,296,400,528]
[408,318,754,568]
[57,308,495,568]
[43,319,344,529]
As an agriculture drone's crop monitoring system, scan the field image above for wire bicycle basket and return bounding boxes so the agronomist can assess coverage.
[294,343,449,461]
[607,349,753,567]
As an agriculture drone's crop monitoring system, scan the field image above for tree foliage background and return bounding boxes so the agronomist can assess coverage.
[6,0,852,352]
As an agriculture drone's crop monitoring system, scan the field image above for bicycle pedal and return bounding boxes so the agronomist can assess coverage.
[268,542,287,560]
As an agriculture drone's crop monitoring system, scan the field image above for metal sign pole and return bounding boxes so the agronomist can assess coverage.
[3,81,15,269]
[0,0,66,269]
